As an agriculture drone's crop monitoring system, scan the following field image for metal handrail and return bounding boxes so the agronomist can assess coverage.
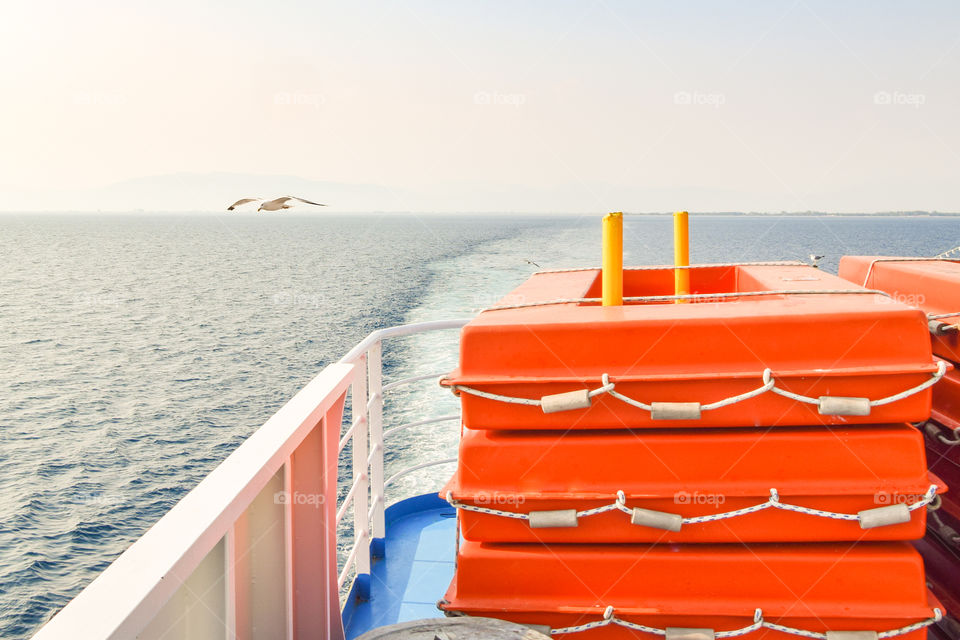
[28,319,469,639]
[383,414,460,438]
[385,457,459,488]
[336,471,369,525]
[338,319,470,364]
[382,371,452,393]
[32,363,357,640]
[334,319,468,592]
[338,415,367,452]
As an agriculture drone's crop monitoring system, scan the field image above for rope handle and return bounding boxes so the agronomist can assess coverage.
[538,605,943,638]
[445,485,939,531]
[444,361,947,418]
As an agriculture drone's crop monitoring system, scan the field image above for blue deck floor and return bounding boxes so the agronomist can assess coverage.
[342,494,457,639]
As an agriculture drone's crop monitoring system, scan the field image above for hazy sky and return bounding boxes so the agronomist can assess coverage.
[2,1,960,212]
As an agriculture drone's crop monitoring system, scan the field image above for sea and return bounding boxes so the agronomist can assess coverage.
[0,212,957,637]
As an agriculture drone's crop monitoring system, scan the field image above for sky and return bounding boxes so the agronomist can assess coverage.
[1,1,959,212]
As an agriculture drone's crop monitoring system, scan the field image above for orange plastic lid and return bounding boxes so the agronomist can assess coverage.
[446,425,942,543]
[442,540,936,626]
[840,256,960,363]
[444,264,938,429]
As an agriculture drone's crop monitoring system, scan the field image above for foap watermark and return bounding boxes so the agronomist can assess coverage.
[471,293,526,309]
[675,490,726,506]
[687,293,729,304]
[473,91,527,107]
[71,491,125,507]
[875,291,925,306]
[274,490,326,508]
[874,491,924,507]
[474,491,526,507]
[674,91,725,108]
[873,91,926,109]
[273,91,325,109]
[74,293,120,307]
[272,292,326,308]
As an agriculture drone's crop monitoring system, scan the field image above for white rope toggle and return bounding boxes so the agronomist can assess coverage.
[666,627,716,640]
[445,361,946,418]
[826,631,878,640]
[444,485,939,531]
[818,396,871,416]
[544,606,942,638]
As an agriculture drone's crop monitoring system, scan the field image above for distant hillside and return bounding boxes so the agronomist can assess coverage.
[1,173,957,214]
[0,173,416,213]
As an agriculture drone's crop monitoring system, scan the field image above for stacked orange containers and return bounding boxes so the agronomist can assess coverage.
[841,256,960,640]
[440,263,944,639]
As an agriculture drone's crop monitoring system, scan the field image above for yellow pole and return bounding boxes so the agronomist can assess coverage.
[602,212,623,306]
[673,211,690,303]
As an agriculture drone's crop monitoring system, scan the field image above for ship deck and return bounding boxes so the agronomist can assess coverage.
[342,494,457,639]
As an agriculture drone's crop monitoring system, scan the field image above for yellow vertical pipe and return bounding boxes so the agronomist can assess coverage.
[673,211,690,303]
[602,212,623,306]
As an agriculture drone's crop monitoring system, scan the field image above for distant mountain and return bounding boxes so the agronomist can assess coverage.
[0,173,417,213]
[1,172,956,214]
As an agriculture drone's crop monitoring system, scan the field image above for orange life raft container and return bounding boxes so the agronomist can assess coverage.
[440,541,942,639]
[931,367,960,432]
[442,264,941,430]
[839,256,960,364]
[444,424,941,543]
[840,257,960,433]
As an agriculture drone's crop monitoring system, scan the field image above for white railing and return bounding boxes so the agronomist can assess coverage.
[31,319,469,640]
[334,318,468,594]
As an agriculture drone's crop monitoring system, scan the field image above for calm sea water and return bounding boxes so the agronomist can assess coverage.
[0,213,956,637]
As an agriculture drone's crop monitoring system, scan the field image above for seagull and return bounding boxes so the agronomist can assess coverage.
[524,259,542,268]
[258,196,326,212]
[809,254,824,268]
[227,198,262,211]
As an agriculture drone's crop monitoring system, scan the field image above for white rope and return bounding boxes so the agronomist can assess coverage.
[860,257,960,287]
[444,361,946,415]
[701,373,775,411]
[934,245,960,259]
[765,360,947,408]
[482,289,891,312]
[928,312,960,320]
[453,384,541,406]
[536,261,808,274]
[546,606,942,638]
[444,485,939,528]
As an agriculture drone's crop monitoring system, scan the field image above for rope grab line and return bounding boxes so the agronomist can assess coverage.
[537,605,944,639]
[442,361,947,420]
[535,261,808,274]
[935,245,960,259]
[481,289,892,313]
[445,485,938,532]
[860,256,960,288]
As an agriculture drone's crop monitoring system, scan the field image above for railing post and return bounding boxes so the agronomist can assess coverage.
[368,341,386,551]
[350,354,371,583]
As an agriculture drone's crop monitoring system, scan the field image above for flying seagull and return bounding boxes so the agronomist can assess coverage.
[227,198,261,211]
[524,259,541,268]
[258,196,326,212]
